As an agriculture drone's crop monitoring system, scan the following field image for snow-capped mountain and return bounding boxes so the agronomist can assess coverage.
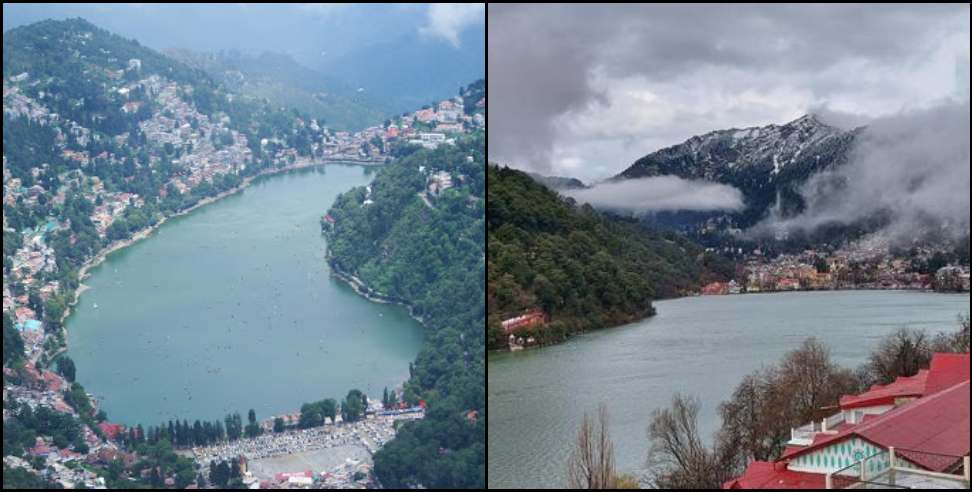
[615,114,863,227]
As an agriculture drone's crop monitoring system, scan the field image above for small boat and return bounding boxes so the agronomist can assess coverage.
[93,303,99,309]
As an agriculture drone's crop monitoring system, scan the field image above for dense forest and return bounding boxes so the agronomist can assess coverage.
[324,135,485,488]
[487,165,733,349]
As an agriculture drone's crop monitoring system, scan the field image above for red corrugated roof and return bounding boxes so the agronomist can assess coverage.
[723,461,826,490]
[784,380,970,472]
[730,353,970,488]
[923,353,970,396]
[839,353,969,410]
[840,369,928,409]
[855,380,969,470]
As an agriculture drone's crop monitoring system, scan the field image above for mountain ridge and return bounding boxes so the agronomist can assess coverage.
[614,113,863,228]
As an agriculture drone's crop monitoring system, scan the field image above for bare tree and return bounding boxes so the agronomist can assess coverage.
[647,394,732,489]
[778,338,860,422]
[718,339,859,465]
[567,404,617,489]
[931,316,970,354]
[717,370,777,465]
[865,328,932,386]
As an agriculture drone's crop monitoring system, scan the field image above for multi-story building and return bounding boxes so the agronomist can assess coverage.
[725,353,971,489]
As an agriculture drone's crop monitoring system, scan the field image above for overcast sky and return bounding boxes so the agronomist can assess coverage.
[488,4,971,183]
[3,3,484,68]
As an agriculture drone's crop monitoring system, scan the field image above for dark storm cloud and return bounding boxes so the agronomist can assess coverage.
[488,3,971,179]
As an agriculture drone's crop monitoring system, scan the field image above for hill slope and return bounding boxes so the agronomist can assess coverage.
[164,49,387,131]
[616,114,861,228]
[488,165,732,349]
[325,134,485,488]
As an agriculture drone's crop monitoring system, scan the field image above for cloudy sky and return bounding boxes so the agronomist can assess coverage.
[3,4,484,58]
[489,4,971,183]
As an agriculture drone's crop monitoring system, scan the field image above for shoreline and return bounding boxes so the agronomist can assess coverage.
[325,256,427,327]
[490,287,970,354]
[51,158,382,365]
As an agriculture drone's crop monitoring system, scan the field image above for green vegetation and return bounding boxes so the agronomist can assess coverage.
[461,79,485,115]
[208,457,242,488]
[3,313,25,365]
[165,49,388,131]
[488,165,722,348]
[56,355,76,383]
[298,398,339,428]
[3,400,85,458]
[3,465,61,489]
[341,389,368,423]
[326,135,485,488]
[245,408,261,438]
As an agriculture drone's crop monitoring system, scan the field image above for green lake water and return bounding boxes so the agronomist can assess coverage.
[66,164,425,427]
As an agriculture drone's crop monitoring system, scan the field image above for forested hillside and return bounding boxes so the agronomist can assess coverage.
[324,134,485,488]
[487,165,733,349]
[165,49,387,131]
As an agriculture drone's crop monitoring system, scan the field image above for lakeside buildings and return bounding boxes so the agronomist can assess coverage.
[725,353,971,490]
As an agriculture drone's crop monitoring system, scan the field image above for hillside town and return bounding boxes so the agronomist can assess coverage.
[700,237,970,296]
[4,66,484,366]
[4,57,482,488]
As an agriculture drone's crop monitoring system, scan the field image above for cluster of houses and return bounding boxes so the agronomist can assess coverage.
[138,80,252,191]
[323,93,483,159]
[935,266,971,293]
[90,189,143,237]
[2,364,135,489]
[725,353,970,489]
[701,243,969,296]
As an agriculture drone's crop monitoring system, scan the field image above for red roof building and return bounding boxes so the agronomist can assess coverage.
[274,471,312,482]
[725,353,970,489]
[840,370,928,410]
[701,282,729,296]
[725,461,826,490]
[501,308,548,334]
[98,422,124,441]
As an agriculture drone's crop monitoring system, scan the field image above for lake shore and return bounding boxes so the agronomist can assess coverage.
[491,286,963,353]
[325,256,427,326]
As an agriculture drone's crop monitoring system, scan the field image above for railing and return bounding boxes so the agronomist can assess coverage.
[828,448,970,489]
[829,451,908,489]
[823,412,845,431]
[790,412,843,444]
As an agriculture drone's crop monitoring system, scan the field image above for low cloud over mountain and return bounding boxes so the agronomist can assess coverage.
[564,176,744,213]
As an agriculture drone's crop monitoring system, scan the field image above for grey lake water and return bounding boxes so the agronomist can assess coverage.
[487,290,970,489]
[66,164,425,427]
